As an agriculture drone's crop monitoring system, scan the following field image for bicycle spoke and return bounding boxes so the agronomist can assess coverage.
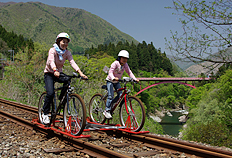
[89,93,106,124]
[120,96,145,132]
[129,99,140,129]
[63,94,86,136]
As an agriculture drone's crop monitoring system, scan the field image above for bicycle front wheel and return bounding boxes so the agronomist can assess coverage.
[63,93,86,136]
[119,96,145,132]
[89,93,106,124]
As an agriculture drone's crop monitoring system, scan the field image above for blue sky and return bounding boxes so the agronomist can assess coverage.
[1,0,183,54]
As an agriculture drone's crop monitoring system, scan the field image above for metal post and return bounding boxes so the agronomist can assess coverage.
[8,50,14,61]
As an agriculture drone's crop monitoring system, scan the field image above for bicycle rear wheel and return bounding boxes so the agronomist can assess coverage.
[63,93,86,136]
[89,93,106,124]
[119,96,145,132]
[38,92,52,125]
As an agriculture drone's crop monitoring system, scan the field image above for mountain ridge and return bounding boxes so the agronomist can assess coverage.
[0,2,139,52]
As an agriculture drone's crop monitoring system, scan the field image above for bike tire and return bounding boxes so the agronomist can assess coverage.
[89,93,106,124]
[63,93,86,136]
[119,96,145,132]
[38,92,53,125]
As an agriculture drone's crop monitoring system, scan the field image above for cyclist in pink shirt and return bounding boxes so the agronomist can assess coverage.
[42,32,88,124]
[104,50,139,119]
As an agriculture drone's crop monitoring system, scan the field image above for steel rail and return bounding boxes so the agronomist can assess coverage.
[121,132,232,158]
[0,100,131,158]
[0,98,38,112]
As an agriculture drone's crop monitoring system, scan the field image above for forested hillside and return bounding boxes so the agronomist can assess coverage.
[0,2,138,53]
[0,25,34,53]
[85,41,174,75]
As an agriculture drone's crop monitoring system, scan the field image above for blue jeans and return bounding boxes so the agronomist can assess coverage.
[43,73,68,115]
[105,81,122,111]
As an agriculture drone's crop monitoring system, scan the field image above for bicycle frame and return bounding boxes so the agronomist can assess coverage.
[110,83,131,114]
[53,87,63,112]
[112,82,142,131]
[51,80,73,126]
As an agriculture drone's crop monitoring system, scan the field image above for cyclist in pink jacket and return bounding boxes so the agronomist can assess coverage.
[42,32,88,124]
[104,50,139,119]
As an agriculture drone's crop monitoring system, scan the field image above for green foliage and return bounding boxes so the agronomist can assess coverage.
[2,46,44,105]
[182,119,231,147]
[0,38,9,52]
[217,70,232,102]
[216,63,232,78]
[143,117,164,134]
[190,99,223,124]
[0,25,34,58]
[182,69,232,148]
[85,41,174,76]
[185,84,211,110]
[221,99,232,130]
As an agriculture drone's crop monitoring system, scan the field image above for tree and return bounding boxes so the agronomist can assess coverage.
[166,0,232,70]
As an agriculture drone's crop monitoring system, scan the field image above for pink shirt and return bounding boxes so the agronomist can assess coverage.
[44,47,80,73]
[106,60,136,82]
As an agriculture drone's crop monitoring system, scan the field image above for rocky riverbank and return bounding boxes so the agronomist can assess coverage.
[150,109,189,123]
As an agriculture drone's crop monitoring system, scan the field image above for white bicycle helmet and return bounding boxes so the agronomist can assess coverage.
[55,32,71,42]
[118,50,129,58]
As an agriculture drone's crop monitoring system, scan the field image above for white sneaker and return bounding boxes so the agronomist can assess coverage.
[42,114,50,124]
[103,111,112,119]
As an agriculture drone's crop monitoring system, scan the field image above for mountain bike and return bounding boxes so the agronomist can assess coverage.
[38,72,87,136]
[89,77,145,132]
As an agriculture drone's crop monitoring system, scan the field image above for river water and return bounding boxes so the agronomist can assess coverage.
[160,111,184,137]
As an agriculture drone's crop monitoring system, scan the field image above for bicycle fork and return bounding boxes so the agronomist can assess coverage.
[65,93,72,133]
[65,94,81,134]
[124,94,138,130]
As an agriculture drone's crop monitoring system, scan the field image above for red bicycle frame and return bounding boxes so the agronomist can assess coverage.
[110,84,134,116]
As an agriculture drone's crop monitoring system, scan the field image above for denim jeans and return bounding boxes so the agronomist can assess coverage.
[105,81,122,111]
[43,73,67,115]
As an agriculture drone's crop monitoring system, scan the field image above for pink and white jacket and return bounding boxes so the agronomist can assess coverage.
[106,60,136,83]
[44,47,80,73]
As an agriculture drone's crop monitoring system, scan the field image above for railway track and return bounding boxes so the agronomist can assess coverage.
[0,98,232,158]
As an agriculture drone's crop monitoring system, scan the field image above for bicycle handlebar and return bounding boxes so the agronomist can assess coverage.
[118,77,138,84]
[60,72,88,80]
